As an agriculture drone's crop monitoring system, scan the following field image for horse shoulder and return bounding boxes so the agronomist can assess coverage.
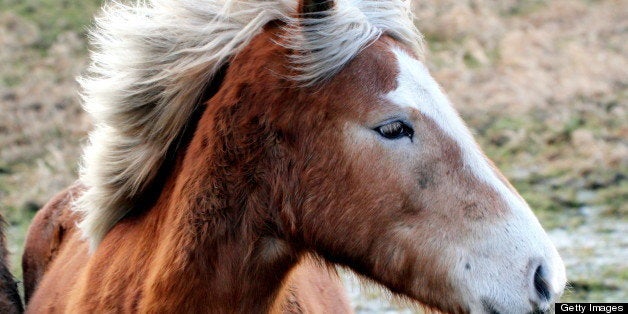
[22,183,84,305]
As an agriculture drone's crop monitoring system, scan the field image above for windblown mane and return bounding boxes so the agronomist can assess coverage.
[77,0,423,249]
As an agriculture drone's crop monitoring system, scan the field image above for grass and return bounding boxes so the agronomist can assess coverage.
[0,0,101,298]
[0,0,101,53]
[564,280,621,302]
[500,0,548,16]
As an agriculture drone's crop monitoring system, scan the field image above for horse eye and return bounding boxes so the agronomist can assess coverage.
[375,121,414,140]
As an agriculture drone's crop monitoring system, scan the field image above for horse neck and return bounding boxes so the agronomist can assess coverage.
[141,100,299,313]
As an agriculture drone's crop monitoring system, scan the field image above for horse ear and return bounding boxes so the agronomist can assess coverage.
[299,0,334,17]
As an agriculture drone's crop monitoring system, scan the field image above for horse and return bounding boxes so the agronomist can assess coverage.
[0,215,23,313]
[23,0,566,313]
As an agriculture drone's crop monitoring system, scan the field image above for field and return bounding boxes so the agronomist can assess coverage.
[0,0,626,311]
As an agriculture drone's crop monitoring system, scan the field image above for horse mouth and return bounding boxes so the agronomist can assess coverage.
[481,298,551,314]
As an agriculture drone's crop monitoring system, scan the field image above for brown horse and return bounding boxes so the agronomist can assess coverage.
[0,216,23,313]
[24,0,566,313]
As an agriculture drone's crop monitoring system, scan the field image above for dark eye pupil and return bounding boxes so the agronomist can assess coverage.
[376,121,413,140]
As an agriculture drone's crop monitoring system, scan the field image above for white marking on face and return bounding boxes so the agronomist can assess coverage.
[384,47,566,310]
[385,48,521,209]
[384,47,550,227]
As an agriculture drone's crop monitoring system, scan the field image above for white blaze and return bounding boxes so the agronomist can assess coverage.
[384,47,566,312]
[385,47,519,209]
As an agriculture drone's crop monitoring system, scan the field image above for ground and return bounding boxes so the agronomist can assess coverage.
[0,0,626,311]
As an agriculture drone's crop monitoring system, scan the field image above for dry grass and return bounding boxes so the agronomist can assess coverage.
[0,0,626,309]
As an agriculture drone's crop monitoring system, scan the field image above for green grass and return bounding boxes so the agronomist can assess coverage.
[561,264,627,302]
[500,0,548,16]
[563,280,621,302]
[0,0,102,52]
[0,0,102,296]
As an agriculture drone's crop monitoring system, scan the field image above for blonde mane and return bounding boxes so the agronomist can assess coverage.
[77,0,423,249]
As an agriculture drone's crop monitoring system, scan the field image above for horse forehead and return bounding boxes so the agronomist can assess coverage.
[385,47,439,111]
[327,37,401,96]
[384,47,464,132]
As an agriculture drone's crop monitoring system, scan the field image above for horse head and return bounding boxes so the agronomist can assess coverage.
[201,1,567,312]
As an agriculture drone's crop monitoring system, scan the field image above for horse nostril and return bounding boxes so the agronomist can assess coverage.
[533,264,551,301]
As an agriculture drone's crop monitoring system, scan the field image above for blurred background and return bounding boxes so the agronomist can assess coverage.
[0,0,625,312]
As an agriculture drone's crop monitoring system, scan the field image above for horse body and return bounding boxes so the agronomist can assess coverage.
[24,0,566,313]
